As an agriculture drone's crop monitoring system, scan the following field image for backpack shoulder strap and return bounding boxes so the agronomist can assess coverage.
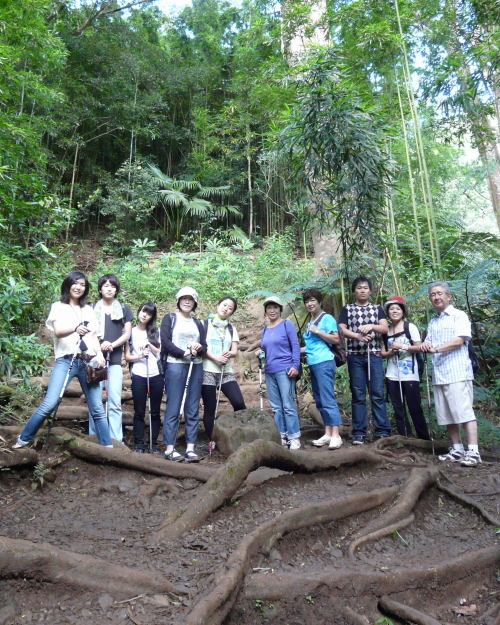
[403,321,413,344]
[227,322,234,341]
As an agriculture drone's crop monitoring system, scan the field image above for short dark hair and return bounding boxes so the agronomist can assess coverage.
[352,275,372,292]
[137,301,159,345]
[98,274,120,297]
[302,288,323,304]
[217,296,238,314]
[60,271,89,307]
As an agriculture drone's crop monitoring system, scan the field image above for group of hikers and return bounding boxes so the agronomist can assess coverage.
[13,272,481,468]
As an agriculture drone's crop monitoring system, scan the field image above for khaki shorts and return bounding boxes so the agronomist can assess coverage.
[434,380,475,425]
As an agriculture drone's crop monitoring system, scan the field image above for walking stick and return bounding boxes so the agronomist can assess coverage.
[257,352,265,410]
[396,351,409,437]
[172,349,196,450]
[208,364,225,456]
[40,329,86,453]
[146,351,152,453]
[104,351,110,428]
[424,354,435,456]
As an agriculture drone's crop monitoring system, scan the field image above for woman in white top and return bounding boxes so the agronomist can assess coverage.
[13,272,111,448]
[381,296,430,440]
[202,297,246,442]
[125,302,162,453]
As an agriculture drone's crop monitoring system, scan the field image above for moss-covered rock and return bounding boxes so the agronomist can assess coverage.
[213,408,280,455]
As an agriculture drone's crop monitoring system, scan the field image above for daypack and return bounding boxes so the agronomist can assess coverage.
[468,341,480,375]
[383,321,425,378]
[313,313,347,368]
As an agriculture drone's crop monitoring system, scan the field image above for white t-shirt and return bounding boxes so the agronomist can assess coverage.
[385,322,421,382]
[167,315,202,364]
[46,302,98,359]
[130,327,160,377]
[203,322,239,374]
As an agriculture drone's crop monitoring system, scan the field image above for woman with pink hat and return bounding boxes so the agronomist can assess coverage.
[381,296,431,440]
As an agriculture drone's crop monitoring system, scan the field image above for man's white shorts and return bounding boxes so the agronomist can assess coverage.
[434,380,475,425]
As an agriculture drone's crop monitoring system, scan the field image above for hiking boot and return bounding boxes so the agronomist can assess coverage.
[289,439,301,450]
[352,435,365,445]
[438,447,465,462]
[312,434,331,447]
[460,450,482,467]
[328,436,343,450]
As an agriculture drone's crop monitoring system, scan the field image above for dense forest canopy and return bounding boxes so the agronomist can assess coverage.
[1,0,499,399]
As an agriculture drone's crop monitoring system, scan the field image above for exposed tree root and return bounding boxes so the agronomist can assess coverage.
[353,467,438,539]
[244,545,500,599]
[342,606,370,625]
[153,438,392,545]
[0,535,185,596]
[0,487,34,519]
[134,478,179,511]
[0,426,215,482]
[478,601,500,622]
[348,514,415,560]
[378,596,441,625]
[436,480,500,527]
[0,447,39,468]
[184,486,398,625]
[373,435,500,463]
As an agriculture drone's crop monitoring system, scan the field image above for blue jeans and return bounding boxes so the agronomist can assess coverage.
[19,356,111,446]
[266,369,300,440]
[162,362,203,446]
[309,359,342,427]
[89,364,123,442]
[348,353,391,438]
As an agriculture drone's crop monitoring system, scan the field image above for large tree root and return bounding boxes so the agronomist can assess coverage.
[352,467,438,539]
[342,606,370,625]
[374,435,500,463]
[0,426,215,482]
[378,596,441,625]
[0,535,185,596]
[244,545,500,599]
[0,447,39,468]
[184,486,398,625]
[348,514,415,560]
[153,438,393,545]
[436,480,500,527]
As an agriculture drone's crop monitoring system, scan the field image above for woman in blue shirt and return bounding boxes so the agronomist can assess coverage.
[302,289,343,450]
[256,296,301,449]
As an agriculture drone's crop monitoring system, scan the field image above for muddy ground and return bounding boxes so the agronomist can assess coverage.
[1,426,500,625]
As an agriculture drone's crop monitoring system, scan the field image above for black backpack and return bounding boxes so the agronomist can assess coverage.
[313,313,347,368]
[384,321,425,379]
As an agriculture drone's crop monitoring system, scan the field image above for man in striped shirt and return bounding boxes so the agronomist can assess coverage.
[421,281,481,467]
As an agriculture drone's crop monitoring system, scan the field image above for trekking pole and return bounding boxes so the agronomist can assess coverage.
[396,351,409,438]
[257,352,265,410]
[104,351,110,428]
[424,354,435,456]
[40,324,87,453]
[172,348,196,449]
[208,364,225,456]
[146,349,152,453]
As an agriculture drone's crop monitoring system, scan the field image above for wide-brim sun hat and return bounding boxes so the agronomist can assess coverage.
[384,296,408,317]
[263,295,283,309]
[176,286,199,303]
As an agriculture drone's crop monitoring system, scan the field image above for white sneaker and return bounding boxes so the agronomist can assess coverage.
[438,447,464,462]
[460,450,482,467]
[312,434,331,447]
[328,436,343,450]
[281,438,289,447]
[289,439,301,450]
[12,436,29,450]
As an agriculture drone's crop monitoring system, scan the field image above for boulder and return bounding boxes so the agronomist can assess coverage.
[212,408,280,455]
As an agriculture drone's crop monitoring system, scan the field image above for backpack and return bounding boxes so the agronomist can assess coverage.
[384,321,424,379]
[314,313,347,368]
[468,341,480,375]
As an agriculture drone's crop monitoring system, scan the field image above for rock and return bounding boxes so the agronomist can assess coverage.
[0,604,16,625]
[212,409,281,455]
[307,402,324,427]
[98,594,114,610]
[246,467,291,486]
[311,540,323,551]
[269,549,282,561]
[331,548,343,558]
[103,477,138,494]
[182,479,199,491]
[249,500,260,512]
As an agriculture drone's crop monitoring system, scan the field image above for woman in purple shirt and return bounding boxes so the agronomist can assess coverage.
[256,296,301,449]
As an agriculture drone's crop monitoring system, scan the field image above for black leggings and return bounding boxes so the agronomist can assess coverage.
[131,373,164,448]
[386,379,430,440]
[202,381,246,439]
